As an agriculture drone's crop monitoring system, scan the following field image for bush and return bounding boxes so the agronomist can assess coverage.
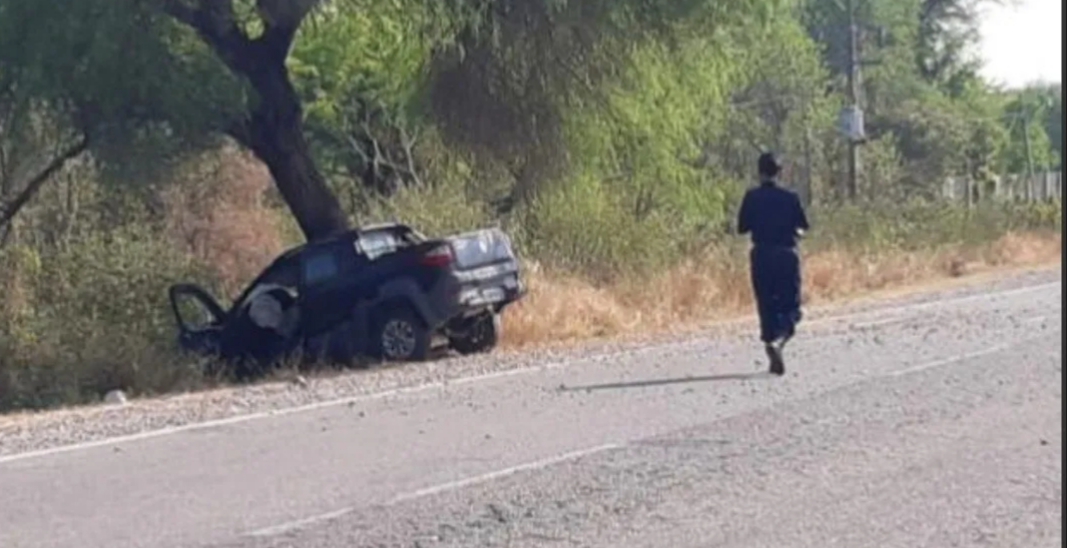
[805,200,1062,253]
[0,227,213,411]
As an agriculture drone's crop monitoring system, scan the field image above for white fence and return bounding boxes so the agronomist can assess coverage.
[942,171,1063,204]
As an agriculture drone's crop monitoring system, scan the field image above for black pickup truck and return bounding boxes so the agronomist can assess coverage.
[168,222,525,378]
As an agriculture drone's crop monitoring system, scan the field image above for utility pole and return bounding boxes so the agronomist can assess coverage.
[1022,114,1036,201]
[801,125,813,207]
[845,0,861,202]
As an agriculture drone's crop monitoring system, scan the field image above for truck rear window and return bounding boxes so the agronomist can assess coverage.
[356,231,406,260]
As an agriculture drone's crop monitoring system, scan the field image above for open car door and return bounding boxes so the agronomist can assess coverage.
[168,283,227,357]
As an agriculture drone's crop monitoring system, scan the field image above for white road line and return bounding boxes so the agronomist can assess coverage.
[0,365,556,465]
[829,281,1059,318]
[239,443,619,538]
[0,280,1058,466]
[245,507,354,538]
[388,443,620,505]
[849,316,908,330]
[881,343,1015,378]
[241,333,1038,540]
[1021,314,1058,325]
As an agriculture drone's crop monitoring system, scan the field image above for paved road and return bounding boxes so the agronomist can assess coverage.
[1,273,1061,548]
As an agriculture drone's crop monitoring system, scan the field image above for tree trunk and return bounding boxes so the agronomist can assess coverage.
[240,60,350,242]
[162,1,349,243]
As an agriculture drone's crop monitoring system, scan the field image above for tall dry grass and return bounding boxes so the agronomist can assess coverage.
[161,147,291,295]
[500,230,1062,348]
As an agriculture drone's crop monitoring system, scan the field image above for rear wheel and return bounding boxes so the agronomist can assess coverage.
[372,305,431,362]
[450,312,500,355]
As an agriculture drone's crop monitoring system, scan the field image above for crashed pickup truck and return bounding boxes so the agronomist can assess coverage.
[168,222,525,378]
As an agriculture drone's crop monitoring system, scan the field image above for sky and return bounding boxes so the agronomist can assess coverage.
[976,0,1062,88]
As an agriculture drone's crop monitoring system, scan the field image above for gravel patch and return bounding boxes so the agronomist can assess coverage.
[0,266,1058,458]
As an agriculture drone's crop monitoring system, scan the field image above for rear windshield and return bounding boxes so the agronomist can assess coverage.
[354,226,426,259]
[449,229,515,268]
[356,230,407,260]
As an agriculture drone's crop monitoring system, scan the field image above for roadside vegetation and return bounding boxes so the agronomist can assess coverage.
[0,0,1061,412]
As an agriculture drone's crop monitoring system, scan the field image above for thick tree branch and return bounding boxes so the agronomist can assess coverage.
[0,134,90,229]
[255,0,321,61]
[163,0,252,72]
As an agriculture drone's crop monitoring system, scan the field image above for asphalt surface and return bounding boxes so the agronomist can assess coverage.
[1,272,1062,548]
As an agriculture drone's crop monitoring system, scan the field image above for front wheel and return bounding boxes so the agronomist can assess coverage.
[450,313,501,355]
[372,306,431,362]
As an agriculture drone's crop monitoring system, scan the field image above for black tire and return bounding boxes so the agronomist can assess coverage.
[371,304,431,362]
[450,313,500,355]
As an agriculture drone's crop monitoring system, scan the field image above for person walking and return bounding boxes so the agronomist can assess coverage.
[736,152,810,376]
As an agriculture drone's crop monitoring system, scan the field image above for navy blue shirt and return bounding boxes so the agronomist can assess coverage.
[737,180,810,248]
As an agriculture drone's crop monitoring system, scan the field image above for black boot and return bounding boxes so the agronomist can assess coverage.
[765,343,785,376]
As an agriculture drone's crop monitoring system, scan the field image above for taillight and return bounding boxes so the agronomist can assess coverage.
[420,245,454,267]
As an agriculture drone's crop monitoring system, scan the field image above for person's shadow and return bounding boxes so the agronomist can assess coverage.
[559,372,772,393]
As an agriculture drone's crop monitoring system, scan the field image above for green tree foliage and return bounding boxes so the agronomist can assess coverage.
[425,0,783,205]
[0,0,1063,411]
[999,85,1059,173]
[1029,83,1064,170]
[0,0,789,239]
[1,0,1044,231]
[712,11,838,191]
[1047,87,1064,169]
[0,0,340,235]
[915,0,996,92]
[797,0,1054,198]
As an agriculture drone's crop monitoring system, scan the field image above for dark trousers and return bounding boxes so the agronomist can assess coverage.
[749,245,802,344]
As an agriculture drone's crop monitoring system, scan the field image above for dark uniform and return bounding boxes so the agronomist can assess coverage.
[737,152,809,375]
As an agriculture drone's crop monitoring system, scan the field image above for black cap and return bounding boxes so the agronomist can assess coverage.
[757,151,782,177]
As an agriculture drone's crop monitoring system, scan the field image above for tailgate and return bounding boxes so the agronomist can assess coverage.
[445,229,522,302]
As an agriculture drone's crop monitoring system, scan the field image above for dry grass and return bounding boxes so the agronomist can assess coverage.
[161,146,289,295]
[499,230,1062,349]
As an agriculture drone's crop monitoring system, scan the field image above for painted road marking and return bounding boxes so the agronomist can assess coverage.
[240,334,1039,539]
[0,281,1058,465]
[245,507,355,538]
[242,443,620,538]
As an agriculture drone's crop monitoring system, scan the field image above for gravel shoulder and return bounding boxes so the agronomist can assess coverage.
[0,265,1059,459]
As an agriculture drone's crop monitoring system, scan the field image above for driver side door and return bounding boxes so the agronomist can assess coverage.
[299,240,364,338]
[168,284,226,357]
